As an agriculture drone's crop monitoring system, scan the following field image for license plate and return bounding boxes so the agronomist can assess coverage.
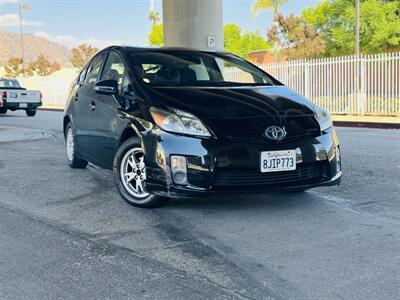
[19,103,27,108]
[260,150,296,173]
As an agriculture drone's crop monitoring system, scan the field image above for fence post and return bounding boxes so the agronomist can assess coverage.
[359,55,366,115]
[304,60,310,99]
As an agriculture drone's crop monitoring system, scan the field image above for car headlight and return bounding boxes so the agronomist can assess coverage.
[150,107,211,137]
[315,107,333,132]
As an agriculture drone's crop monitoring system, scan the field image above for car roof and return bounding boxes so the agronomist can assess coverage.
[105,45,228,54]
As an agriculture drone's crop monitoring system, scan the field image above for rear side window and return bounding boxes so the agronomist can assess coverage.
[0,79,21,88]
[85,54,104,85]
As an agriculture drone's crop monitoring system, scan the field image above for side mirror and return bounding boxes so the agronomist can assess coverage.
[94,79,118,95]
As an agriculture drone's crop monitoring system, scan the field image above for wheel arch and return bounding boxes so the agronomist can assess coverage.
[63,115,71,137]
[119,127,139,146]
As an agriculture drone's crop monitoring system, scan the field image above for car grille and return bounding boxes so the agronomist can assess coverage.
[213,163,326,187]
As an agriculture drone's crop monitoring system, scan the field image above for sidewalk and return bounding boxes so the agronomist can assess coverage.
[332,115,400,128]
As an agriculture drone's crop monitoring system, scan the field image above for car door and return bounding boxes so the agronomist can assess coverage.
[75,52,106,159]
[70,64,88,157]
[86,51,130,169]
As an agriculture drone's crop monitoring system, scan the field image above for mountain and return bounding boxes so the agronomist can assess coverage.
[0,30,71,66]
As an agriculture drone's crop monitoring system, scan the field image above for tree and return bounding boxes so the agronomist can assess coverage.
[224,24,270,59]
[267,13,325,59]
[70,44,99,69]
[303,0,400,56]
[148,24,164,46]
[252,0,290,60]
[4,58,23,78]
[148,10,160,26]
[148,23,270,59]
[28,55,61,76]
[251,0,289,18]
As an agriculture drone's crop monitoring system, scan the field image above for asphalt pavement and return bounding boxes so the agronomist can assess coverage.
[1,110,400,300]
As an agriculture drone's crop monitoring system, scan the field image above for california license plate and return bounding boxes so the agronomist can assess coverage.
[260,150,296,173]
[19,103,27,108]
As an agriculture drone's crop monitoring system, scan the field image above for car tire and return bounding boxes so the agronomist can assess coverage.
[113,137,169,208]
[0,108,7,114]
[26,109,37,117]
[65,122,88,169]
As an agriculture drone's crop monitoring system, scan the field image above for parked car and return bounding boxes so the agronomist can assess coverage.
[63,46,342,208]
[0,78,42,116]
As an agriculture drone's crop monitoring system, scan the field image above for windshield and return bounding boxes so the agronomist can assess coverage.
[0,79,21,88]
[130,51,279,87]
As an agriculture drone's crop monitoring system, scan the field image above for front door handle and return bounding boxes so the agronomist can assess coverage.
[89,101,96,111]
[74,94,79,102]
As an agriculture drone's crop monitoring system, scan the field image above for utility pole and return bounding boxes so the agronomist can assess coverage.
[355,0,360,56]
[18,3,30,77]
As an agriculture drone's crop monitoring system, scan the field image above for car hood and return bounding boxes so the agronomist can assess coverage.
[147,85,317,119]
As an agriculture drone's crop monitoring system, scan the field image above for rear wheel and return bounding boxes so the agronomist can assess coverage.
[113,137,168,208]
[0,108,7,114]
[65,123,88,168]
[26,109,36,117]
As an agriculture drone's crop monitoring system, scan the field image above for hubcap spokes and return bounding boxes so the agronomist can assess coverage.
[121,148,149,199]
[66,128,74,161]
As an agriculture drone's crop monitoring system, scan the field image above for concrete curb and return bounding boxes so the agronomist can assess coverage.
[333,121,400,129]
[39,107,64,112]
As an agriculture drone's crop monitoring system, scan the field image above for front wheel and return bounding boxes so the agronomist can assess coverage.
[26,109,37,117]
[0,108,7,114]
[113,137,168,208]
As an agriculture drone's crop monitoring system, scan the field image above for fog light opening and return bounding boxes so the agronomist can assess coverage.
[171,155,188,185]
[336,146,341,172]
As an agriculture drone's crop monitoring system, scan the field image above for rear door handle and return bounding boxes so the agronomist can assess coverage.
[89,101,96,111]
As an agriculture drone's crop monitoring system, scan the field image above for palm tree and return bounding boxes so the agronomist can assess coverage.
[149,10,160,26]
[252,0,289,62]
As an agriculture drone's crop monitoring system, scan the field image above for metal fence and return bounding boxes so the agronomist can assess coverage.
[10,52,400,116]
[257,52,400,116]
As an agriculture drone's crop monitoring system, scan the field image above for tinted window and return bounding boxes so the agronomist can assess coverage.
[85,54,104,85]
[0,79,20,88]
[130,51,278,86]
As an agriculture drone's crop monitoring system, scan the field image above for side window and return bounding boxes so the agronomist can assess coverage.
[85,55,104,85]
[101,52,125,92]
[79,66,87,82]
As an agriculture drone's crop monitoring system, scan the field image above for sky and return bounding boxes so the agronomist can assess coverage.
[0,0,319,49]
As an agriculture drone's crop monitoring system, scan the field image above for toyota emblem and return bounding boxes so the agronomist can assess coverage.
[265,126,287,141]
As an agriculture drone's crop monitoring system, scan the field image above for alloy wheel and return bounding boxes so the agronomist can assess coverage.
[66,128,74,161]
[120,147,149,199]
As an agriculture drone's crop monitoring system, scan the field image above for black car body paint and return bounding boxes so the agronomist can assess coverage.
[64,46,341,199]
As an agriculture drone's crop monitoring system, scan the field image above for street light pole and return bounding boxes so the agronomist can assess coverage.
[355,0,360,57]
[18,3,30,77]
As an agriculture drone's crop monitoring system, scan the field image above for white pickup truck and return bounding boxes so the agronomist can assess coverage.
[0,78,42,117]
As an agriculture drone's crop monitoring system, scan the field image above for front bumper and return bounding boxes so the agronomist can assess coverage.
[142,128,342,198]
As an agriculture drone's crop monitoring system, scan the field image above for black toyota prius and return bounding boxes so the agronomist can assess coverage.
[63,46,342,208]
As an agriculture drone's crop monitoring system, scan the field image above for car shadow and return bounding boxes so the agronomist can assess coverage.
[165,190,318,212]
